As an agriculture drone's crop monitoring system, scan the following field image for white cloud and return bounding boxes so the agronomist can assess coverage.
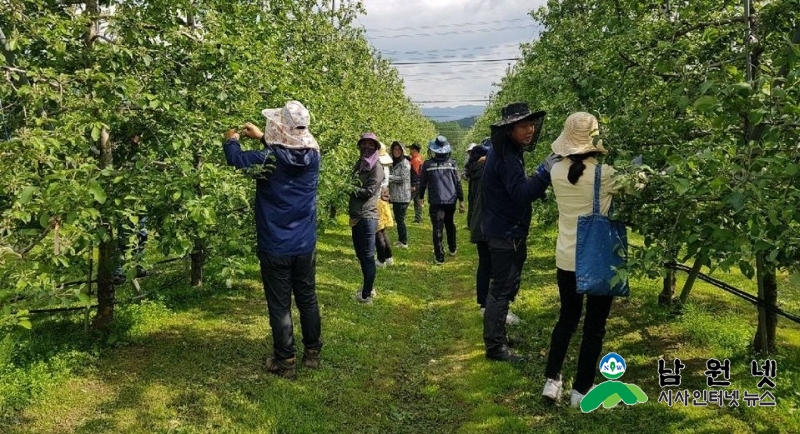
[357,0,546,109]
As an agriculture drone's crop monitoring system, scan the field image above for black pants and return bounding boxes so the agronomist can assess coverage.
[483,237,526,354]
[475,241,491,308]
[544,268,614,394]
[375,229,393,263]
[392,202,409,244]
[429,203,457,262]
[257,251,322,361]
[412,190,423,223]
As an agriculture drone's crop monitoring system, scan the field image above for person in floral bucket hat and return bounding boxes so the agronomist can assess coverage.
[418,135,464,264]
[480,102,560,363]
[222,100,322,379]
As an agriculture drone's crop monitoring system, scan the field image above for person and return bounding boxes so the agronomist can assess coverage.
[388,141,411,248]
[408,142,425,223]
[466,139,491,314]
[481,102,558,362]
[463,143,477,180]
[376,142,395,267]
[349,132,384,303]
[418,135,465,264]
[541,112,618,407]
[222,100,323,379]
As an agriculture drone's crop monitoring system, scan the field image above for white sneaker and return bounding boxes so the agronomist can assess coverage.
[448,249,457,256]
[393,242,408,249]
[505,310,521,325]
[385,257,394,266]
[542,375,563,401]
[480,307,486,315]
[376,260,386,268]
[570,389,585,408]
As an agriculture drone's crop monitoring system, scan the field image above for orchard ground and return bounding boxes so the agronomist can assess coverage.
[2,211,800,433]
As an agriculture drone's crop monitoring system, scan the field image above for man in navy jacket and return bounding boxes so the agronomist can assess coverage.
[223,100,322,379]
[481,102,558,363]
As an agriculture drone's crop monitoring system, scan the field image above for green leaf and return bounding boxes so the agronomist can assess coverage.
[17,320,32,330]
[88,183,107,204]
[91,125,101,142]
[727,192,746,211]
[790,272,800,287]
[172,191,181,200]
[19,186,36,204]
[693,96,717,112]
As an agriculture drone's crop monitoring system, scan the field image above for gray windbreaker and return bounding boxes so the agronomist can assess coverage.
[388,143,412,203]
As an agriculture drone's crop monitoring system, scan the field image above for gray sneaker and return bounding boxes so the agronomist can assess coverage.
[542,375,563,401]
[352,290,373,304]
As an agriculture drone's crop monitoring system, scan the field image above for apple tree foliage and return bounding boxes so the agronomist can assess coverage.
[468,0,799,352]
[0,0,434,335]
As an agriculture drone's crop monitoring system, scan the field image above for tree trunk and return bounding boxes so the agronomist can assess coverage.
[93,235,115,329]
[678,255,705,304]
[753,255,777,353]
[659,266,676,306]
[191,149,204,287]
[190,238,204,287]
[93,126,115,330]
[328,203,337,220]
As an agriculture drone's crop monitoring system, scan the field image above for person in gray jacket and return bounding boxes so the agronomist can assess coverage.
[389,141,411,248]
[349,132,384,303]
[418,135,465,264]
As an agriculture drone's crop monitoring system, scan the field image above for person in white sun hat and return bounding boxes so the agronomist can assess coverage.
[541,111,620,407]
[223,100,322,379]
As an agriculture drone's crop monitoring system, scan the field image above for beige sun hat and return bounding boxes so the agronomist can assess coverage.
[550,112,607,157]
[261,100,320,151]
[378,142,393,165]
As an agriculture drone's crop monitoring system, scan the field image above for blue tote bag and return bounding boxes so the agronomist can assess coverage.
[575,165,629,297]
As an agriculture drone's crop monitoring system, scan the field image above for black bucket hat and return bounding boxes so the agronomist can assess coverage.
[491,102,546,152]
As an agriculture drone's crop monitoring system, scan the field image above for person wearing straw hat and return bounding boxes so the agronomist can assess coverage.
[418,135,465,265]
[480,102,559,363]
[540,111,619,407]
[222,100,322,379]
[349,132,385,304]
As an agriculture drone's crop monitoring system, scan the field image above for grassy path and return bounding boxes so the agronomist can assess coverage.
[3,211,800,433]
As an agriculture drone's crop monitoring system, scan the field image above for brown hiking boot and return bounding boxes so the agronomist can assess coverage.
[303,349,321,369]
[265,356,297,379]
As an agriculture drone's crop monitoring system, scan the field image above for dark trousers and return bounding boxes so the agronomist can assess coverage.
[391,202,409,244]
[483,237,527,354]
[257,251,322,361]
[429,203,457,262]
[475,241,491,308]
[544,268,614,394]
[412,190,423,223]
[376,229,393,262]
[352,218,377,298]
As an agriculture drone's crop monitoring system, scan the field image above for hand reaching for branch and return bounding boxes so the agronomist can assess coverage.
[243,122,264,140]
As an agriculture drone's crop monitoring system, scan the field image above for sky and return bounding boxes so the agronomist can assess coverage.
[355,0,547,111]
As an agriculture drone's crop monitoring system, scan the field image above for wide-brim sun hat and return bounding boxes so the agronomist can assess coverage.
[550,112,608,157]
[491,102,546,152]
[428,135,452,154]
[261,100,319,151]
[357,132,380,148]
[379,142,392,165]
[491,102,546,128]
[466,143,477,152]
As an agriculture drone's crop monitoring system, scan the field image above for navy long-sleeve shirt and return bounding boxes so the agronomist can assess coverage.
[480,137,550,240]
[223,138,320,256]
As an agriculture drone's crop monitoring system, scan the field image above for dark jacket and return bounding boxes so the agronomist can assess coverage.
[348,162,384,220]
[480,132,550,240]
[466,158,487,243]
[418,154,463,205]
[223,138,320,256]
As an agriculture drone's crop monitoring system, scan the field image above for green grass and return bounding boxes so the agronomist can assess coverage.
[2,211,800,433]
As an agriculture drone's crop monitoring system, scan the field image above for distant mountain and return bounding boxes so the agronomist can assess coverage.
[422,105,486,122]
